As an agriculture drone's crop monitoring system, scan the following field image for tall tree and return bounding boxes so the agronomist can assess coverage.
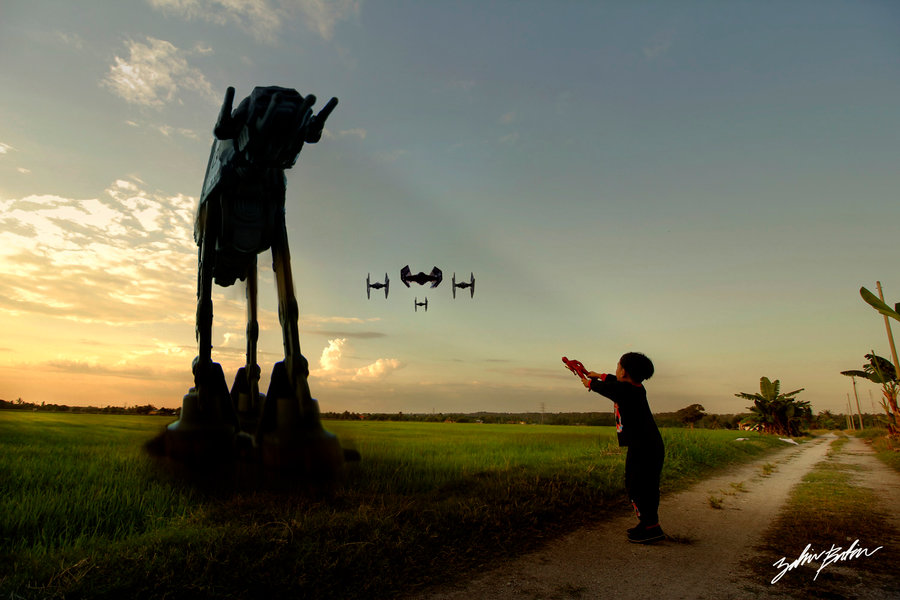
[736,377,810,436]
[676,404,706,428]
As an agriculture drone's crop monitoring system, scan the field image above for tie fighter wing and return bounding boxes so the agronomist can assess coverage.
[429,267,442,288]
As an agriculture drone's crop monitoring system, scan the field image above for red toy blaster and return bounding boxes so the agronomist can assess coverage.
[562,356,589,379]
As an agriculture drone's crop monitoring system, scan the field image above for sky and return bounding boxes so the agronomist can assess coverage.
[1,1,899,416]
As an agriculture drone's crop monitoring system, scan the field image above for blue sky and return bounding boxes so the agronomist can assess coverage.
[1,0,898,415]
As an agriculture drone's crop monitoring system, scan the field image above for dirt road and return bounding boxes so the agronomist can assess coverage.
[409,435,899,600]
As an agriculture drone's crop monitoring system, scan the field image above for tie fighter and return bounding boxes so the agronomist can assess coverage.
[366,273,389,299]
[452,272,475,299]
[401,265,442,288]
[414,297,428,312]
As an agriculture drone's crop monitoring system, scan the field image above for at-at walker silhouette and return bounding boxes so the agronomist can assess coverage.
[164,85,350,475]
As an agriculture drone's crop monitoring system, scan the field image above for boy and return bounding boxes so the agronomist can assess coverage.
[581,352,665,544]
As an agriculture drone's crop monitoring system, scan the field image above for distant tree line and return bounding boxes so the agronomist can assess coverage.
[0,397,179,416]
[322,411,620,426]
[321,408,881,430]
[1,398,882,431]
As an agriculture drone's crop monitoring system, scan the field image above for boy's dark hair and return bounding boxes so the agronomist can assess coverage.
[620,352,654,383]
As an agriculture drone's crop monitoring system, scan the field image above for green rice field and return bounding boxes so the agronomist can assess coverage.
[0,411,787,599]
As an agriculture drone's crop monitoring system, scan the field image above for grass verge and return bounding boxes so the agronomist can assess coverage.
[855,427,900,473]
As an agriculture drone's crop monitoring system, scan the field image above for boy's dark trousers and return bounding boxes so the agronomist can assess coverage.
[624,444,664,526]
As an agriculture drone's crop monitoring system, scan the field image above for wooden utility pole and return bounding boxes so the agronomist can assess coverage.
[875,281,900,429]
[850,376,864,430]
[846,395,855,431]
[876,281,900,381]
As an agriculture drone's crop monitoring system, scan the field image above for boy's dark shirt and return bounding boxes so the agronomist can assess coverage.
[589,375,663,450]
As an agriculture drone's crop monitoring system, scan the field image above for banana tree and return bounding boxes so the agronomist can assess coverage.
[859,283,900,437]
[736,377,810,436]
[841,352,899,434]
[860,285,900,379]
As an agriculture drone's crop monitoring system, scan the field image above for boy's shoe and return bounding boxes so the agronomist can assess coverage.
[627,524,664,544]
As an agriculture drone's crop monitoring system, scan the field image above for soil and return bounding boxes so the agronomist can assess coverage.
[407,434,900,600]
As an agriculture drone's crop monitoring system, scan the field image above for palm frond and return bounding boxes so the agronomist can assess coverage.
[865,352,897,381]
[860,287,900,322]
[841,370,869,378]
[760,377,777,401]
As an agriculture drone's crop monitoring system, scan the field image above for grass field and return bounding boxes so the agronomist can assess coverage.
[855,426,900,472]
[0,411,788,599]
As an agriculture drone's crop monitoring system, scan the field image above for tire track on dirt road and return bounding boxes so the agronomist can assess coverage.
[410,436,835,600]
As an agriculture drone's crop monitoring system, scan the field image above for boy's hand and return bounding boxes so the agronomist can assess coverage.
[586,371,602,379]
[581,376,592,389]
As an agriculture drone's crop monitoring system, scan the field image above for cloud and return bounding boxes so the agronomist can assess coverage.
[498,111,519,145]
[487,365,569,381]
[0,178,199,325]
[319,337,346,372]
[305,315,381,325]
[311,338,402,382]
[54,31,85,49]
[0,142,14,155]
[354,358,402,380]
[103,37,217,108]
[296,0,360,41]
[41,358,183,381]
[148,0,282,40]
[156,125,201,140]
[304,316,385,339]
[337,128,366,140]
[500,111,516,125]
[148,0,359,42]
[377,149,408,163]
[121,118,202,140]
[643,31,674,60]
[643,41,671,60]
[314,330,385,339]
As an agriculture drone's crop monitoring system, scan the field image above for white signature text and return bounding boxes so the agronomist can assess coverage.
[771,539,882,584]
